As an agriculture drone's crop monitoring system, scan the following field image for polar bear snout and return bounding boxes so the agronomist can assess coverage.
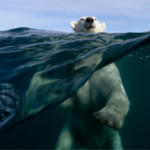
[84,17,95,29]
[85,17,94,23]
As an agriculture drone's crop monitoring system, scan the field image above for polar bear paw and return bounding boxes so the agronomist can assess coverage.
[93,107,124,130]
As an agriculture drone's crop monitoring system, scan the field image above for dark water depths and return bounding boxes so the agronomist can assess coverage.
[0,28,150,149]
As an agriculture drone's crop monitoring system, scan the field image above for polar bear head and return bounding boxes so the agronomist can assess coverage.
[70,16,106,33]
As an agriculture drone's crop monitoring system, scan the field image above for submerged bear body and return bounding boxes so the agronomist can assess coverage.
[56,63,129,149]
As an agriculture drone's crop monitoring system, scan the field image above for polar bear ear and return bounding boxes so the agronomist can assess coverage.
[70,21,77,31]
[99,23,106,32]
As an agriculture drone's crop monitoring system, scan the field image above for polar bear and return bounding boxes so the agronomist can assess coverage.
[70,16,106,33]
[56,17,130,149]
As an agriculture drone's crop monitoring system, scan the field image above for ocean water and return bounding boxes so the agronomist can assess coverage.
[0,28,150,149]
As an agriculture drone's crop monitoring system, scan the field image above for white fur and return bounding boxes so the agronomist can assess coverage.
[56,17,129,149]
[56,63,129,149]
[70,16,106,33]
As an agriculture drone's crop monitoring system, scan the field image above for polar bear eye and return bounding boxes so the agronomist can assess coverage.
[94,18,97,21]
[80,18,85,21]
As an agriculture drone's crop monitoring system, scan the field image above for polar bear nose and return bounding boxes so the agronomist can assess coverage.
[85,17,94,23]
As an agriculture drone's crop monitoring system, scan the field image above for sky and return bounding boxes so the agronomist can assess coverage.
[0,0,150,33]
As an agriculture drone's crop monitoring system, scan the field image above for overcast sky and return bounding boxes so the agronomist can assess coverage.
[0,0,150,33]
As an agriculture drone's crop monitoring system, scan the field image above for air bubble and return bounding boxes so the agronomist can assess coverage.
[128,54,134,58]
[145,55,150,59]
[139,57,144,60]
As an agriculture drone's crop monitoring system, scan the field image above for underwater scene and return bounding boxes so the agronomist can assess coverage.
[0,28,150,149]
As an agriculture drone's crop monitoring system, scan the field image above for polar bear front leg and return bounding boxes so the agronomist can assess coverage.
[93,90,129,130]
[91,64,130,130]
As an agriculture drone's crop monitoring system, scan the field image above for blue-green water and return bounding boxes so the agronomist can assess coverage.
[0,28,150,149]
